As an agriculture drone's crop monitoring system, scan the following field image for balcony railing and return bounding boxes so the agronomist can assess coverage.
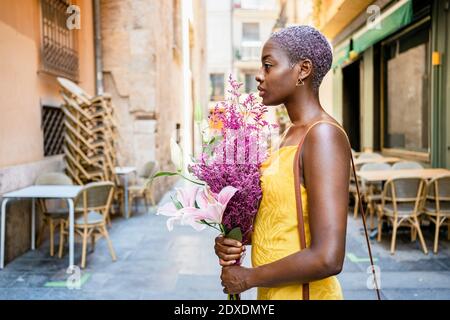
[237,42,262,61]
[233,0,277,11]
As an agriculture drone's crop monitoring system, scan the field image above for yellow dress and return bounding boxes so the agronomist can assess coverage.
[251,145,344,300]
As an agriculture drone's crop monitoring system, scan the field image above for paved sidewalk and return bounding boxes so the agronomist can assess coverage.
[0,183,449,300]
[340,215,450,300]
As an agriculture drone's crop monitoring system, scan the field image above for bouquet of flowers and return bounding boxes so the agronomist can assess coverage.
[151,75,277,300]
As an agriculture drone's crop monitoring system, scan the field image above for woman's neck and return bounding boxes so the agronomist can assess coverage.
[284,88,324,126]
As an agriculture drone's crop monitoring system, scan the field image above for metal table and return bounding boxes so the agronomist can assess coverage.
[115,166,136,219]
[1,185,83,269]
[356,168,450,182]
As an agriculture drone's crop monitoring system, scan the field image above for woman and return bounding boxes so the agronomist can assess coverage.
[214,25,351,300]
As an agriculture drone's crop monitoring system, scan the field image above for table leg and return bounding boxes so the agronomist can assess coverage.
[124,175,129,219]
[67,199,75,268]
[1,198,9,269]
[31,198,35,250]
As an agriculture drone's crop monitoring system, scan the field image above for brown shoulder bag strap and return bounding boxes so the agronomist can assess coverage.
[292,120,381,300]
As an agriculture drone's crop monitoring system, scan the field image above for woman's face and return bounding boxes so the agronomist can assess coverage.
[256,39,299,106]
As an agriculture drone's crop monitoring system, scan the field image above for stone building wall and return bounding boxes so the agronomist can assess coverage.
[101,0,208,201]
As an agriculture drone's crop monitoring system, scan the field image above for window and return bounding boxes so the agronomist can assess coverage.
[245,73,258,93]
[42,106,65,157]
[40,0,79,80]
[210,74,225,101]
[381,23,430,155]
[242,23,260,41]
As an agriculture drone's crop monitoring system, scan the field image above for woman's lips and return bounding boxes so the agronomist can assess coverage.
[257,87,266,97]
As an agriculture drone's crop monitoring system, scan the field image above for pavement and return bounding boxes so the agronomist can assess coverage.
[0,182,449,300]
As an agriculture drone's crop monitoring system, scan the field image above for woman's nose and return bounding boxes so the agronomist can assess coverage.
[255,72,264,83]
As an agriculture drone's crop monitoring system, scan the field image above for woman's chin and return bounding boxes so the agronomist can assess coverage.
[262,98,277,106]
[261,96,270,105]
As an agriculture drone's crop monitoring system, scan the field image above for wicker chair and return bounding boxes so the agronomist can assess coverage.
[35,172,74,257]
[422,175,450,253]
[121,161,159,216]
[59,182,116,268]
[377,177,428,255]
[57,78,119,186]
[392,161,424,170]
[350,163,392,229]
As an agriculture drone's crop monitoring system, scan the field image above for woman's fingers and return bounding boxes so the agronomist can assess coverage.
[222,237,243,247]
[215,235,245,266]
[215,235,242,248]
[215,247,244,263]
[216,250,242,259]
[216,242,243,255]
[219,258,237,267]
[218,253,240,265]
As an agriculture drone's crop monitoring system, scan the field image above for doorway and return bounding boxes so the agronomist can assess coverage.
[342,59,361,151]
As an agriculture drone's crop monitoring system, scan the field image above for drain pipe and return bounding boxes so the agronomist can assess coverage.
[93,0,104,95]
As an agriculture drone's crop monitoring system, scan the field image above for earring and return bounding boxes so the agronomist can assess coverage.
[296,78,304,86]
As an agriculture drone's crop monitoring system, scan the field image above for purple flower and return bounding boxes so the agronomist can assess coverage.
[190,75,275,244]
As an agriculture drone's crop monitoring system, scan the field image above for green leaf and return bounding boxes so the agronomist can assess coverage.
[149,171,205,186]
[152,171,179,179]
[225,227,242,242]
[208,137,216,145]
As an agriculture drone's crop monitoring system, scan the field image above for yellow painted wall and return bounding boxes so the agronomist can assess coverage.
[0,0,95,168]
[318,0,373,40]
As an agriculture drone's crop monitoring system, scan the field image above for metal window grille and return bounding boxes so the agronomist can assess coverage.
[42,106,65,156]
[40,0,79,80]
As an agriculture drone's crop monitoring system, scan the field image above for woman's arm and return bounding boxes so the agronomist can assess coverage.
[221,123,350,293]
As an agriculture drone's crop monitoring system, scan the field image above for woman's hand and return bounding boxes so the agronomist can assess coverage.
[221,266,254,295]
[214,235,246,266]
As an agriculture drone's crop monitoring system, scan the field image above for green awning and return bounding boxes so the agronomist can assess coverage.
[353,0,413,54]
[332,43,350,69]
[332,0,413,69]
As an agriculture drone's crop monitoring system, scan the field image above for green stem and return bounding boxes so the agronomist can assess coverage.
[201,220,222,232]
[178,173,205,186]
[219,224,226,235]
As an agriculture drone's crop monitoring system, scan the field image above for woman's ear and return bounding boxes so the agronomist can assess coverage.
[297,59,313,82]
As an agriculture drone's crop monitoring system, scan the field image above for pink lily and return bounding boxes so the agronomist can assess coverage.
[157,185,200,231]
[157,185,238,232]
[157,201,181,231]
[188,186,238,224]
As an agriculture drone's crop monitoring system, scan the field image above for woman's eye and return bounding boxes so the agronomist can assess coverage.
[263,63,272,70]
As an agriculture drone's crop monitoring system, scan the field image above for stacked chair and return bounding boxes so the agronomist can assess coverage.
[57,77,120,185]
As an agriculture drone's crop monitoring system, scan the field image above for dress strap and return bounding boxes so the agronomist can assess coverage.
[301,120,350,148]
[292,119,381,300]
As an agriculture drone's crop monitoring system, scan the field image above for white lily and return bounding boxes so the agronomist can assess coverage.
[170,137,184,172]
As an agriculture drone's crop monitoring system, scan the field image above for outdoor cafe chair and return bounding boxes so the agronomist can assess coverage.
[58,182,116,268]
[422,175,450,253]
[350,163,392,228]
[392,161,424,170]
[35,172,74,257]
[126,161,159,216]
[376,177,428,255]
